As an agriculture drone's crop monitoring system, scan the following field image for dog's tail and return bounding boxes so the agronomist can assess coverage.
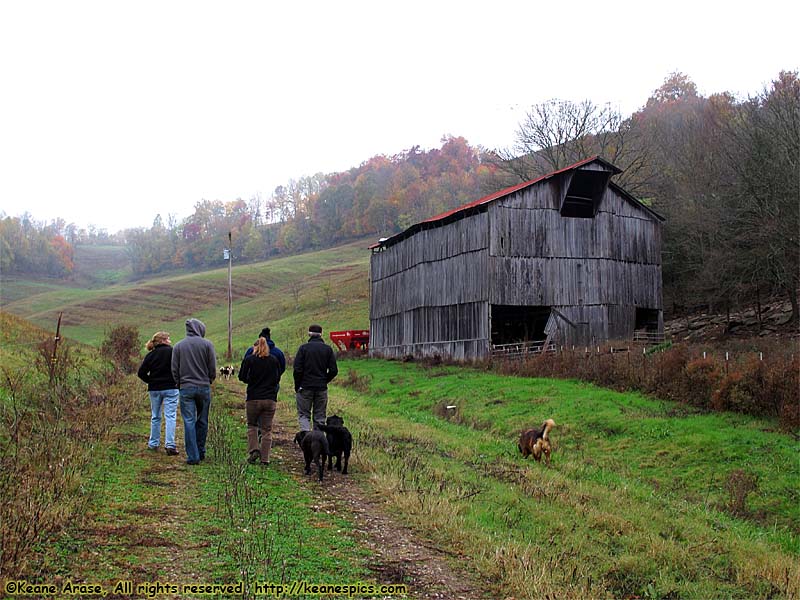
[541,418,555,440]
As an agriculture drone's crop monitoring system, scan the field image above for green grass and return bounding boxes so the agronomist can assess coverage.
[30,379,375,594]
[0,296,379,597]
[0,278,73,305]
[71,244,132,285]
[197,385,372,585]
[329,358,799,598]
[1,239,371,352]
[4,237,799,597]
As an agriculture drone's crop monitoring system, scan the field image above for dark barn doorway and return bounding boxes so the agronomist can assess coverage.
[491,305,551,345]
[634,307,660,332]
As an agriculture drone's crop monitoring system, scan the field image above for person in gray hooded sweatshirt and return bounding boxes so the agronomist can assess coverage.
[171,318,217,465]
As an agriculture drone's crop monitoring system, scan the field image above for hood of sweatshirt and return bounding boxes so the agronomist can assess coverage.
[185,318,206,338]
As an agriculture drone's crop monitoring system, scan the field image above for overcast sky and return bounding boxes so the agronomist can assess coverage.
[1,0,796,234]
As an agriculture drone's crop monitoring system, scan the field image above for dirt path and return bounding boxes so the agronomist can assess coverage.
[247,384,494,600]
[61,426,214,598]
[62,379,493,599]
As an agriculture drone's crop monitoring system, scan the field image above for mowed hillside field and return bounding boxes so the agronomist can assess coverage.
[1,240,798,599]
[1,239,372,353]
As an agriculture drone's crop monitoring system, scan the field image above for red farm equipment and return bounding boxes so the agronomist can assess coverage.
[329,329,370,352]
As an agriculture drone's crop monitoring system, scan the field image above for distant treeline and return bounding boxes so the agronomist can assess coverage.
[122,135,497,276]
[1,71,797,321]
[0,216,75,277]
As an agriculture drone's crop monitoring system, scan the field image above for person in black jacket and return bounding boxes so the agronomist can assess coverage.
[239,337,281,464]
[293,324,338,432]
[243,327,286,375]
[137,331,180,455]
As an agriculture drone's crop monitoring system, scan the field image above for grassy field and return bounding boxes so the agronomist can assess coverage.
[2,239,799,598]
[72,244,132,285]
[0,313,396,597]
[334,358,799,598]
[34,382,376,594]
[1,239,371,352]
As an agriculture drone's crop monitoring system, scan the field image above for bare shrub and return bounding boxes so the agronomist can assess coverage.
[779,400,800,432]
[712,372,746,412]
[683,357,722,410]
[337,368,372,393]
[764,354,800,431]
[100,324,141,376]
[725,469,760,517]
[649,345,692,400]
[714,357,770,415]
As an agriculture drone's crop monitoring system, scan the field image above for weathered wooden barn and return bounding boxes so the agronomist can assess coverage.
[369,156,665,360]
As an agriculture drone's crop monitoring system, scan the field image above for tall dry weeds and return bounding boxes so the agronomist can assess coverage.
[0,335,139,578]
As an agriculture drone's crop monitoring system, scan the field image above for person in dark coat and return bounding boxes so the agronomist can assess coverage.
[137,331,180,455]
[243,326,286,375]
[239,337,281,465]
[293,324,338,431]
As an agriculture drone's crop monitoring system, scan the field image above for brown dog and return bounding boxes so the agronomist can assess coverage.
[518,418,555,464]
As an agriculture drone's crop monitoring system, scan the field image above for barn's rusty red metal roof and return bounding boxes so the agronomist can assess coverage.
[420,155,619,225]
[370,156,659,250]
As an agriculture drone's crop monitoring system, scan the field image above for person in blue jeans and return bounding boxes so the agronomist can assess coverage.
[137,331,179,455]
[171,318,217,465]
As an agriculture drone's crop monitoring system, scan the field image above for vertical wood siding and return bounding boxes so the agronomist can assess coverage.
[369,173,663,359]
[370,211,491,359]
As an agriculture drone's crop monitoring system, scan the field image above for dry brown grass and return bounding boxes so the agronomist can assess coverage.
[0,335,139,578]
[495,341,800,430]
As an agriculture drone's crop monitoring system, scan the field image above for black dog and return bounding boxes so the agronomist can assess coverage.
[294,430,329,482]
[318,414,352,475]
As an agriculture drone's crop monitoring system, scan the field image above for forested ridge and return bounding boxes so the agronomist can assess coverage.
[2,71,797,319]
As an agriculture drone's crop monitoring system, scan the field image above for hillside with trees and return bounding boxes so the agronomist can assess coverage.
[0,215,75,278]
[1,71,797,323]
[119,135,496,276]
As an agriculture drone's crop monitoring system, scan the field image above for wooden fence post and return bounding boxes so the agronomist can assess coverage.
[49,312,63,385]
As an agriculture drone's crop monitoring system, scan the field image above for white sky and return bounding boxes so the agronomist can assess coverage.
[1,0,797,234]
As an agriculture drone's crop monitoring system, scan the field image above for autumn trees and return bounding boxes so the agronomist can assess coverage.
[0,214,75,277]
[2,71,796,325]
[489,71,798,323]
[106,136,493,276]
[637,71,799,321]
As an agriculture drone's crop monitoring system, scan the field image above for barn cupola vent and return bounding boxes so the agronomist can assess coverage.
[559,159,621,219]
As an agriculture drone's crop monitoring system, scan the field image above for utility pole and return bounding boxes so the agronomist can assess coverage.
[226,231,232,361]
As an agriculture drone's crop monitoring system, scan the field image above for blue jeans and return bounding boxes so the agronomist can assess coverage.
[148,389,179,449]
[179,386,211,463]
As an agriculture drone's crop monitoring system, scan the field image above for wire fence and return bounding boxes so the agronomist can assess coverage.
[492,338,799,429]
